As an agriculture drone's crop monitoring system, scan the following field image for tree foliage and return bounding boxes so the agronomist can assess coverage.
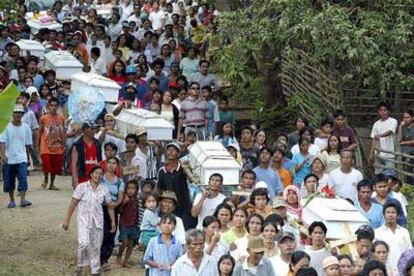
[212,0,414,130]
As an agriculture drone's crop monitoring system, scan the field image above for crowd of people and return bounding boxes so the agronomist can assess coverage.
[0,0,414,276]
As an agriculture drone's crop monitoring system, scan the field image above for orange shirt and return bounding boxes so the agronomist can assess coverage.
[277,167,293,187]
[39,113,66,155]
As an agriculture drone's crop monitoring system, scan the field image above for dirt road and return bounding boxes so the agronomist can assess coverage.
[0,172,145,276]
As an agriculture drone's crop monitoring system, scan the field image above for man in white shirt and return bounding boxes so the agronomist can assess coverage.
[304,222,331,276]
[149,2,166,32]
[369,102,398,174]
[270,232,296,276]
[375,202,412,270]
[0,105,33,208]
[191,173,226,229]
[328,150,363,203]
[171,229,218,275]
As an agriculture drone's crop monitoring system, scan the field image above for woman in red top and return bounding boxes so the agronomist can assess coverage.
[109,60,127,86]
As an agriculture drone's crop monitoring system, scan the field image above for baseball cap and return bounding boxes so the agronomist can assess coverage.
[13,104,25,113]
[159,190,178,204]
[125,65,137,74]
[25,86,39,96]
[166,142,180,151]
[272,196,287,209]
[277,231,295,243]
[255,181,268,190]
[323,256,339,269]
[247,236,266,253]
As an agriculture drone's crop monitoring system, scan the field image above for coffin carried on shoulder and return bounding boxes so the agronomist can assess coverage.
[71,72,120,103]
[44,51,83,80]
[115,108,174,141]
[16,39,45,59]
[302,197,368,240]
[188,141,242,185]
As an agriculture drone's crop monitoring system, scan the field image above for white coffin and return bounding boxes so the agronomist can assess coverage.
[116,108,174,141]
[16,39,45,59]
[71,72,120,103]
[44,51,83,80]
[302,197,368,240]
[95,4,112,18]
[188,141,242,185]
[26,12,62,35]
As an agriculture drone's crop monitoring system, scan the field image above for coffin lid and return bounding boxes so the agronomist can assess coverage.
[44,51,83,67]
[116,108,174,129]
[16,39,45,51]
[188,141,242,169]
[71,72,121,89]
[303,197,368,222]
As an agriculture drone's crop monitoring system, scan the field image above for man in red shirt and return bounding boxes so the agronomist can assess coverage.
[71,121,101,187]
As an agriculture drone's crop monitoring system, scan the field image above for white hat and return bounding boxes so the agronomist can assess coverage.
[13,104,25,113]
[255,181,268,190]
[25,86,38,96]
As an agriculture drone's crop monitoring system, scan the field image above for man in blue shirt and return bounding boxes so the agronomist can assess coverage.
[253,147,283,203]
[201,86,219,137]
[354,179,384,228]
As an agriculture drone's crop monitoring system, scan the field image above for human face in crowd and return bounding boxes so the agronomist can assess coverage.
[104,116,115,130]
[248,250,264,266]
[262,224,277,243]
[232,209,247,228]
[222,123,232,136]
[279,238,296,257]
[241,128,253,143]
[356,238,371,259]
[340,151,353,169]
[241,173,255,189]
[24,77,33,88]
[373,244,388,263]
[286,190,298,206]
[335,115,346,129]
[217,208,231,229]
[209,176,222,192]
[358,186,372,203]
[328,135,339,150]
[10,45,20,57]
[189,83,200,97]
[339,258,354,276]
[125,137,137,152]
[321,123,333,135]
[301,130,312,143]
[219,258,234,275]
[299,140,310,154]
[310,226,325,247]
[325,265,340,276]
[163,91,172,104]
[104,145,117,159]
[12,112,23,124]
[201,88,211,101]
[200,62,209,75]
[248,216,262,235]
[144,196,157,210]
[311,159,325,174]
[153,64,163,76]
[273,206,287,219]
[114,62,124,74]
[126,183,137,197]
[83,126,96,138]
[374,181,388,198]
[188,237,205,257]
[384,206,398,225]
[159,218,175,235]
[291,257,310,274]
[403,112,414,126]
[296,118,306,131]
[378,106,389,120]
[304,176,317,194]
[90,168,103,184]
[17,67,26,81]
[368,269,385,276]
[204,221,220,238]
[160,198,176,214]
[105,158,118,174]
[219,99,228,111]
[259,149,271,164]
[272,150,284,163]
[138,133,148,145]
[254,195,268,210]
[255,131,266,146]
[27,60,37,73]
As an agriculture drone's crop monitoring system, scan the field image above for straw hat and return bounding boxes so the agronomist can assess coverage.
[247,236,266,253]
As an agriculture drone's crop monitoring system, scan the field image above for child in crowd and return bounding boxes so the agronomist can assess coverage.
[292,137,313,186]
[248,187,272,218]
[139,192,159,247]
[143,213,183,275]
[227,143,242,165]
[388,175,408,217]
[117,180,139,268]
[218,254,236,276]
[214,122,238,148]
[138,179,156,238]
[232,169,256,208]
[314,119,333,150]
[219,97,236,125]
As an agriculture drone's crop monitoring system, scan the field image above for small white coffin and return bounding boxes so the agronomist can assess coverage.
[16,40,45,59]
[71,72,120,103]
[25,12,62,35]
[188,141,242,185]
[302,197,369,240]
[116,108,174,141]
[44,51,83,80]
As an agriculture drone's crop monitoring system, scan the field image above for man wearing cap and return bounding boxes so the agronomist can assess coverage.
[269,232,296,276]
[322,256,340,276]
[0,104,33,208]
[158,190,186,244]
[254,147,283,203]
[157,142,193,229]
[38,97,66,190]
[233,236,275,276]
[71,121,101,187]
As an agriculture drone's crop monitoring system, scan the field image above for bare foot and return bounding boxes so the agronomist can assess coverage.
[122,262,132,268]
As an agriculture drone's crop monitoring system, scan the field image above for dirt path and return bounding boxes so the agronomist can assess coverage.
[0,172,145,276]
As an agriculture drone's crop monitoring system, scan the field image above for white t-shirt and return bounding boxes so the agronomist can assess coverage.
[291,143,321,156]
[370,117,398,158]
[304,246,331,276]
[0,122,32,164]
[205,240,230,263]
[314,137,328,150]
[328,168,363,202]
[231,235,248,262]
[149,10,166,31]
[269,255,290,276]
[193,192,226,229]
